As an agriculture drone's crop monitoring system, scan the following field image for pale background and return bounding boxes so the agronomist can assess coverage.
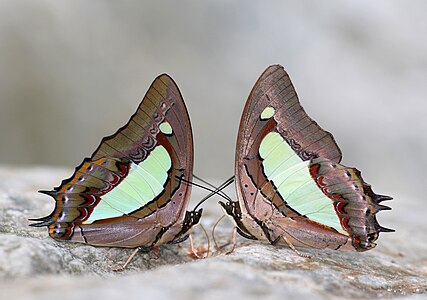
[0,1,426,209]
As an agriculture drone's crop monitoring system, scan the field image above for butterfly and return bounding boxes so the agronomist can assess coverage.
[220,65,393,253]
[30,74,202,250]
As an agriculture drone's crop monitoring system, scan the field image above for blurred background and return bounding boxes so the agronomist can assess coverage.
[0,1,426,207]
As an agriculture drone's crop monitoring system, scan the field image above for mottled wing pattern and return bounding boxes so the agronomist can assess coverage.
[31,74,198,248]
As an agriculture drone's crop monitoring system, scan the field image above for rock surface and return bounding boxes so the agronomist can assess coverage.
[0,166,426,299]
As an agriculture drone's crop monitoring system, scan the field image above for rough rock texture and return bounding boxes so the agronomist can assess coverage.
[0,166,426,299]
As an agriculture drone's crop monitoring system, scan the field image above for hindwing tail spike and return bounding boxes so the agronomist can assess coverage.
[38,190,57,197]
[376,195,393,203]
[376,225,395,233]
[374,204,392,213]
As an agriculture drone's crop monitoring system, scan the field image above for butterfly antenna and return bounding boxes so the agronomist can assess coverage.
[193,176,235,211]
[177,176,234,204]
[178,177,230,201]
[193,174,231,200]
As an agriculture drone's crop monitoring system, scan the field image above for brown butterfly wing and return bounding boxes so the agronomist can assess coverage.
[31,74,198,248]
[232,65,392,251]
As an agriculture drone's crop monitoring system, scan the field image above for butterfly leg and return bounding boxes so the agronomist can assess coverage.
[272,235,312,259]
[212,214,226,250]
[114,248,141,272]
[188,235,198,257]
[187,234,208,259]
[224,226,237,255]
[211,210,240,254]
[212,226,238,255]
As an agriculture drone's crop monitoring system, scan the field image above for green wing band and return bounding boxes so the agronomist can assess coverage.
[83,145,171,223]
[259,132,346,234]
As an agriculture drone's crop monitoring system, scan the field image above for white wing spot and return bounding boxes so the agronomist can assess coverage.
[159,121,173,135]
[260,107,275,120]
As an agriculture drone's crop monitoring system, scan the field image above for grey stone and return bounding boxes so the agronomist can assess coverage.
[0,166,426,299]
